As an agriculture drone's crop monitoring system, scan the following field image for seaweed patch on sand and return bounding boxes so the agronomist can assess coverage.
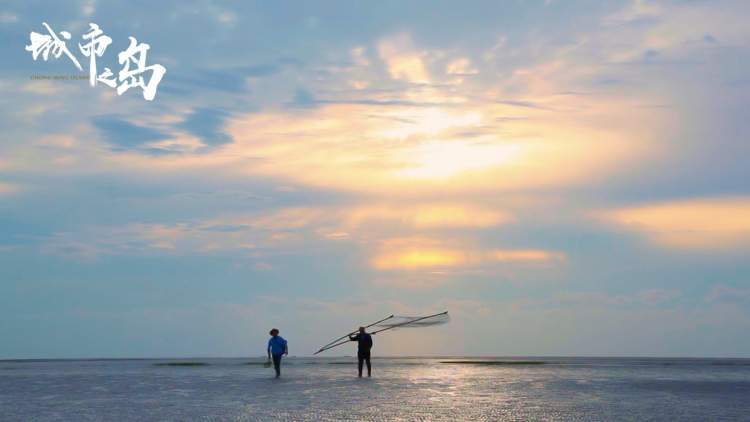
[441,360,546,365]
[153,362,208,367]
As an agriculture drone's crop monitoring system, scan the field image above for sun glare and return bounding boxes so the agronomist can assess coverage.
[398,139,523,179]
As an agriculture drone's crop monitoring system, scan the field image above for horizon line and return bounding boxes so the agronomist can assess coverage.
[3,354,750,362]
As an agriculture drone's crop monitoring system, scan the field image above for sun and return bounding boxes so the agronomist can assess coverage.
[397,138,524,179]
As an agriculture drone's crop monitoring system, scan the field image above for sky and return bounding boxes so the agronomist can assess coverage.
[1,0,749,358]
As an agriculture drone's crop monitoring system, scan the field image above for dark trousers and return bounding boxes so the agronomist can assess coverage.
[357,350,371,377]
[272,353,283,377]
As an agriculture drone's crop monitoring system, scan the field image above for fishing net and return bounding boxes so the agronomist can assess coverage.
[373,313,450,329]
[314,311,450,354]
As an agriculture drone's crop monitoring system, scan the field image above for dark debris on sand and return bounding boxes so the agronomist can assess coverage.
[440,360,546,365]
[153,362,208,367]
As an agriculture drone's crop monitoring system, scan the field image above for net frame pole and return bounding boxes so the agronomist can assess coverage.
[313,314,394,355]
[314,337,351,354]
[313,311,449,355]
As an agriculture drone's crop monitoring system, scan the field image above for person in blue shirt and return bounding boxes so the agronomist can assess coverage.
[267,328,288,378]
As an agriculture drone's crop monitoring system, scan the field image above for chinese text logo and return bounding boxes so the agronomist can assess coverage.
[25,22,166,101]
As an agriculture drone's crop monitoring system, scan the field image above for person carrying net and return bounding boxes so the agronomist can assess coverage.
[349,326,373,377]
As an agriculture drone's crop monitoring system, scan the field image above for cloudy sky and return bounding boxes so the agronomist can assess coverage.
[1,0,749,358]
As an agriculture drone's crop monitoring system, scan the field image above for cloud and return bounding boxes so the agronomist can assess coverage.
[373,247,464,270]
[371,237,564,270]
[600,0,750,64]
[81,0,96,17]
[39,220,265,259]
[36,202,511,257]
[73,24,671,195]
[603,197,750,250]
[211,97,645,194]
[244,63,283,77]
[92,115,171,152]
[21,80,66,95]
[446,58,478,76]
[165,63,282,95]
[290,87,317,108]
[34,201,562,289]
[0,181,20,195]
[490,249,565,263]
[371,272,452,290]
[377,33,430,83]
[637,288,681,305]
[343,203,511,229]
[165,69,248,94]
[495,99,550,110]
[516,288,682,310]
[603,0,662,26]
[0,12,18,23]
[706,284,750,303]
[177,107,233,149]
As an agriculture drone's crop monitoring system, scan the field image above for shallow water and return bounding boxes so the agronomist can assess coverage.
[1,357,749,421]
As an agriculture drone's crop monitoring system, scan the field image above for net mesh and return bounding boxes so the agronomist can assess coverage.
[374,313,450,328]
